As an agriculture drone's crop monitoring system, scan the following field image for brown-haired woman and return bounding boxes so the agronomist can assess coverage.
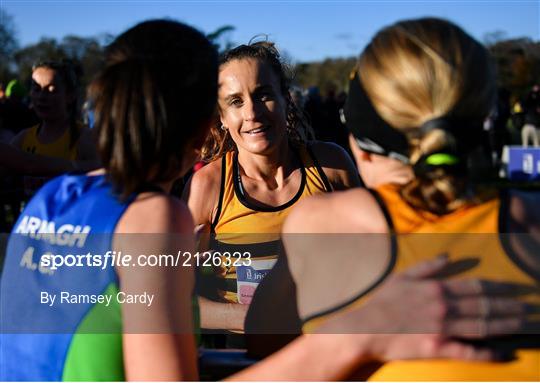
[11,60,97,165]
[183,41,361,333]
[10,60,99,195]
[271,17,540,380]
[0,19,217,381]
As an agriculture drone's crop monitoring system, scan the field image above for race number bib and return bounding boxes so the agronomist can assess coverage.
[236,258,277,304]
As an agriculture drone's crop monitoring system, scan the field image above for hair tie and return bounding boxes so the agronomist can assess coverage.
[424,153,459,166]
[420,117,452,134]
[413,151,463,178]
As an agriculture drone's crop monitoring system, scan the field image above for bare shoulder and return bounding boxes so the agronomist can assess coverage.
[117,193,194,234]
[282,188,392,321]
[10,127,29,148]
[307,140,361,189]
[187,157,223,194]
[283,187,388,234]
[182,157,223,225]
[309,141,352,167]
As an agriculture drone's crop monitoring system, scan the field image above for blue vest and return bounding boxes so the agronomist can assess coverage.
[1,174,133,381]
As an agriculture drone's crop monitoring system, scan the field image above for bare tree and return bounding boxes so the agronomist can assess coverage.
[0,9,19,82]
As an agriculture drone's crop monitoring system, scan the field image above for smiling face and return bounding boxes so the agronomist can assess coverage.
[218,58,288,156]
[30,67,70,121]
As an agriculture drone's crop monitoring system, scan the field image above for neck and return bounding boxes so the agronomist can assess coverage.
[157,180,174,194]
[88,168,174,194]
[39,117,70,139]
[237,140,295,184]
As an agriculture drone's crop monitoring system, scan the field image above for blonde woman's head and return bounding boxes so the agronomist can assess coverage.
[356,18,496,214]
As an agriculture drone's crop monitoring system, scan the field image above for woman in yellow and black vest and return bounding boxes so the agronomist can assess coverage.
[11,60,97,196]
[183,41,361,333]
[267,18,540,380]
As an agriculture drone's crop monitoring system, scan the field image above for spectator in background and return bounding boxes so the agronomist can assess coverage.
[303,85,325,138]
[11,61,96,163]
[289,86,305,110]
[521,84,540,146]
[494,88,512,148]
[322,84,352,156]
[9,61,98,196]
[304,84,352,156]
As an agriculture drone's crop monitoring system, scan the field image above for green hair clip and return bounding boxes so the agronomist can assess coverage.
[424,153,459,166]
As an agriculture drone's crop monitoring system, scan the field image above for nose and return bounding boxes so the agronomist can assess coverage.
[243,97,263,121]
[32,88,48,100]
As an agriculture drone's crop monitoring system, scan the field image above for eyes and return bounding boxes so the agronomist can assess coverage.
[31,81,58,95]
[226,91,275,107]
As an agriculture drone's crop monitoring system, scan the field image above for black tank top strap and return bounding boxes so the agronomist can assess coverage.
[302,226,398,326]
[301,187,398,326]
[498,188,510,233]
[305,143,333,192]
[232,150,307,212]
[211,154,228,232]
[366,188,395,232]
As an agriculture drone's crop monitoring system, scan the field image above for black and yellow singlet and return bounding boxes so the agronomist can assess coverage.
[20,124,78,160]
[210,145,332,304]
[303,184,540,381]
[18,124,80,197]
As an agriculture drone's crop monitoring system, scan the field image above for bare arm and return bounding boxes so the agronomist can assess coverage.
[10,129,26,149]
[183,159,247,331]
[115,194,198,381]
[245,252,301,358]
[198,296,247,331]
[230,333,372,381]
[232,256,526,381]
[1,132,97,175]
[0,142,74,175]
[182,160,222,226]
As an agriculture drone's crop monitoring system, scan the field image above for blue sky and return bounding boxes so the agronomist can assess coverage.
[2,0,539,62]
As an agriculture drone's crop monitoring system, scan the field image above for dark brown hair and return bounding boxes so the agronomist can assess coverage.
[201,41,313,161]
[88,19,218,199]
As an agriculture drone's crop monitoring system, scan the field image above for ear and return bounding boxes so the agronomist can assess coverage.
[218,114,227,130]
[359,149,372,162]
[348,133,372,163]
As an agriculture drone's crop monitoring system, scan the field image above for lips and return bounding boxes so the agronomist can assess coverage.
[243,126,269,135]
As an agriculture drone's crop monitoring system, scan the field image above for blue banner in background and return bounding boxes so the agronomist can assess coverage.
[506,146,540,181]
